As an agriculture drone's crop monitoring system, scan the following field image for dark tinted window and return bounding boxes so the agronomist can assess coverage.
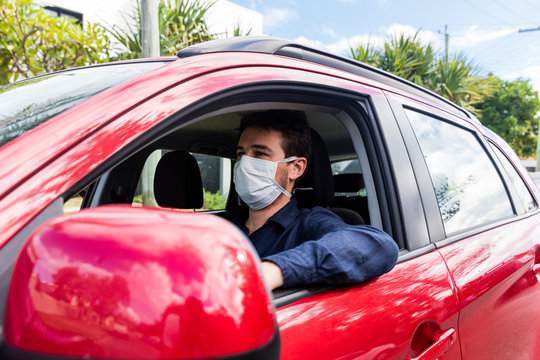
[489,143,536,212]
[406,109,514,234]
[0,61,166,147]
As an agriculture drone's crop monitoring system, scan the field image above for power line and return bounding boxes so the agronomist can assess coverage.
[494,0,537,24]
[463,0,515,25]
[524,0,540,12]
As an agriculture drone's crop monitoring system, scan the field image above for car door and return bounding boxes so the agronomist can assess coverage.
[388,91,540,360]
[263,82,461,359]
[2,58,461,359]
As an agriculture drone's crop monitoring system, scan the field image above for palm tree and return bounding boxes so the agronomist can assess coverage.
[426,55,497,115]
[349,33,496,116]
[350,33,434,86]
[108,0,215,59]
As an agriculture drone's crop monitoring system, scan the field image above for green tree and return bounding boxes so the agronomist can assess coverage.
[426,55,497,115]
[350,33,435,86]
[350,33,496,117]
[0,0,110,84]
[475,77,540,158]
[108,0,215,59]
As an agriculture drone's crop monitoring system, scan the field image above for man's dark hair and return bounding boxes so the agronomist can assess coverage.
[239,110,312,164]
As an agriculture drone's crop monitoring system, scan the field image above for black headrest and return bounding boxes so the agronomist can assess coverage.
[154,151,203,209]
[295,129,334,208]
[333,173,365,193]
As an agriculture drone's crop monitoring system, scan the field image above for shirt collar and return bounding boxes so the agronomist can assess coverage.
[267,198,300,229]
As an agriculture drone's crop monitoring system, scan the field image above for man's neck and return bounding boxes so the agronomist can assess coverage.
[245,195,291,235]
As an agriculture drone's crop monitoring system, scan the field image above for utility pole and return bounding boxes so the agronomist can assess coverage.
[438,25,450,62]
[141,0,160,57]
[140,0,160,205]
[443,25,449,62]
[518,26,540,171]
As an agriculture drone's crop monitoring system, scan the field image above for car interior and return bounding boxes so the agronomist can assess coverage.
[72,103,379,232]
[60,101,385,304]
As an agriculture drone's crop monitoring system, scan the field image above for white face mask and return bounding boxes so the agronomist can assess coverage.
[233,155,298,210]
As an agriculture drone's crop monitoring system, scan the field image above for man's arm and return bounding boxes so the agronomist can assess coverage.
[261,261,284,290]
[262,225,399,289]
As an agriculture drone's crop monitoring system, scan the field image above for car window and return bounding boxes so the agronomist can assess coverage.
[63,187,88,214]
[132,150,231,211]
[489,142,537,212]
[193,153,231,210]
[331,159,361,175]
[331,159,367,197]
[405,109,514,235]
[0,61,166,148]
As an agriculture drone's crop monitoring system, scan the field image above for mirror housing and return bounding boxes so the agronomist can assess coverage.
[2,205,279,359]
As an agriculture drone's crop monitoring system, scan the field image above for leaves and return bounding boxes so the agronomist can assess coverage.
[351,32,434,86]
[0,0,110,84]
[108,0,215,59]
[475,78,540,157]
[349,32,538,157]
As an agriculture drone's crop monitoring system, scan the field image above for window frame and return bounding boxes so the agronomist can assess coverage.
[487,140,537,214]
[389,94,522,245]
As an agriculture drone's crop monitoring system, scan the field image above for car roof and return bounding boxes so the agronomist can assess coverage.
[177,36,471,120]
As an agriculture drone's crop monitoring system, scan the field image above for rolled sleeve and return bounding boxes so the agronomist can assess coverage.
[264,225,399,288]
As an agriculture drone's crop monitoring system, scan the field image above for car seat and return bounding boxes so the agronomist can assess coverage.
[153,150,203,209]
[333,173,370,224]
[295,129,365,225]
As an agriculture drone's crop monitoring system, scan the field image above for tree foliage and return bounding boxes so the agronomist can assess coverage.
[349,32,540,157]
[475,77,540,158]
[426,55,497,113]
[350,33,496,116]
[108,0,215,59]
[350,33,434,86]
[0,0,110,84]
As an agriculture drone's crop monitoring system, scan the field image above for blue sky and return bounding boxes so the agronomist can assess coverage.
[228,0,540,92]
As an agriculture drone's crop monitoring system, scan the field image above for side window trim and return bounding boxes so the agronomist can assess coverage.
[386,99,445,243]
[488,140,535,214]
[404,107,516,236]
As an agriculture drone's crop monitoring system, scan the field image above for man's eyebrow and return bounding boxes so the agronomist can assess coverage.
[236,144,273,153]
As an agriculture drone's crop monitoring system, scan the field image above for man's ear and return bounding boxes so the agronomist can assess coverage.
[289,157,308,181]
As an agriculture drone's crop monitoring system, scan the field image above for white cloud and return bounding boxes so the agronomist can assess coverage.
[322,26,338,38]
[294,23,441,57]
[263,7,296,28]
[504,65,540,94]
[383,23,442,48]
[452,25,518,49]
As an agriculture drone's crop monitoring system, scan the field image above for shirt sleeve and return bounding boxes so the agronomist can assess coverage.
[262,222,399,288]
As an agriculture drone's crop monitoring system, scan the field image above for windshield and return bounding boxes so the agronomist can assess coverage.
[0,61,168,148]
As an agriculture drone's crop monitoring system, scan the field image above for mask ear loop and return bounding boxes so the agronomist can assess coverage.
[272,156,299,198]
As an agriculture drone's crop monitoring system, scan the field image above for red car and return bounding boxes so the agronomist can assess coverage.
[0,37,539,360]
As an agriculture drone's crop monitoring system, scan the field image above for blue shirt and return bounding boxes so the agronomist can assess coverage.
[223,199,399,288]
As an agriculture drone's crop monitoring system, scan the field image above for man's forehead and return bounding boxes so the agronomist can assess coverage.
[238,126,284,149]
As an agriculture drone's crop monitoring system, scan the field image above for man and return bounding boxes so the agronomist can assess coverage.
[226,110,399,290]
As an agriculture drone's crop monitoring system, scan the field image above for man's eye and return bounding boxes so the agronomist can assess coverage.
[255,151,267,157]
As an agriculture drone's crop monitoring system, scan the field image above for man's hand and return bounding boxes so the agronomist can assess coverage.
[261,261,284,290]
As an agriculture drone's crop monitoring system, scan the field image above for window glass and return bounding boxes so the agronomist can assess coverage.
[132,151,231,211]
[331,159,366,197]
[406,109,514,234]
[489,143,537,212]
[193,153,231,210]
[63,187,88,214]
[0,61,166,148]
[331,159,361,175]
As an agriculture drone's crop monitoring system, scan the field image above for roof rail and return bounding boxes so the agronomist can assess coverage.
[177,37,469,119]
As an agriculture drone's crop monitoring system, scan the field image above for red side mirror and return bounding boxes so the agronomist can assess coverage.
[3,205,279,359]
